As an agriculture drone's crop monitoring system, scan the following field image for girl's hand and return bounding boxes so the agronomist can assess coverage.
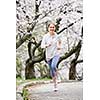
[46,43,51,48]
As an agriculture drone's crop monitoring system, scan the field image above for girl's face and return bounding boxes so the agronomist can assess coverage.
[48,24,55,34]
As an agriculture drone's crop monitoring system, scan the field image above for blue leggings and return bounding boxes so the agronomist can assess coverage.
[47,55,60,77]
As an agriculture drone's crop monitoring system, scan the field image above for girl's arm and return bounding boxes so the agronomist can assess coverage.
[41,36,51,48]
[57,40,61,50]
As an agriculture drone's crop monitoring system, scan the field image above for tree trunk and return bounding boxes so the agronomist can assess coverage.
[25,62,35,79]
[69,60,77,80]
[69,41,82,80]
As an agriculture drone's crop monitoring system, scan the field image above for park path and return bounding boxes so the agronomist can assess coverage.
[28,81,83,100]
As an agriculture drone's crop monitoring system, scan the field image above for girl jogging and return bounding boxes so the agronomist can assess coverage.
[41,23,62,91]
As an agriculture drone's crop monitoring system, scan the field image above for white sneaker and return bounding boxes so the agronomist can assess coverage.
[54,87,58,92]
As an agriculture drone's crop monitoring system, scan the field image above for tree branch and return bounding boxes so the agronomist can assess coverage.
[16,34,32,49]
[76,60,83,64]
[58,40,82,65]
[57,17,83,34]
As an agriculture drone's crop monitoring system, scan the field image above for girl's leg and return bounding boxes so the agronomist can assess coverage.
[51,55,60,90]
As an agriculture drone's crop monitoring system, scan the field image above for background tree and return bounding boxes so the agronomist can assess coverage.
[16,0,83,80]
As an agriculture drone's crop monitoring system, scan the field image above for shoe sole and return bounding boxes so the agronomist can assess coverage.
[54,90,58,92]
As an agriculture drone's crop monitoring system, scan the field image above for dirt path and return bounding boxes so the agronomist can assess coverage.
[28,81,83,100]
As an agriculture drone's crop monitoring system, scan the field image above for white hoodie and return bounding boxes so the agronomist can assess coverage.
[41,32,62,61]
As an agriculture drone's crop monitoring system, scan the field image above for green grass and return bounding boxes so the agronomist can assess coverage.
[31,77,51,81]
[16,77,51,86]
